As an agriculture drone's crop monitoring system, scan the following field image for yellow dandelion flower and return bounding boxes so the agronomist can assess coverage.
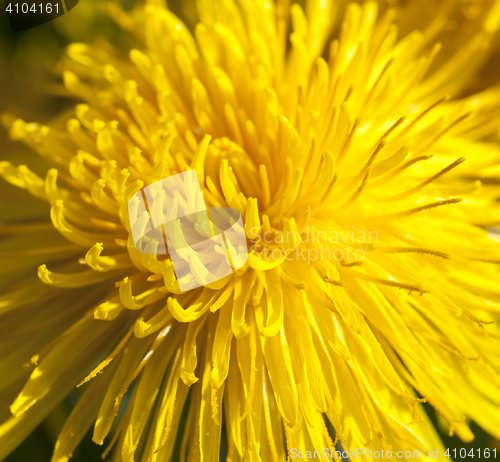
[1,0,500,460]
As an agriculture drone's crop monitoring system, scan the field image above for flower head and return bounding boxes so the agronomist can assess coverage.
[1,0,500,460]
